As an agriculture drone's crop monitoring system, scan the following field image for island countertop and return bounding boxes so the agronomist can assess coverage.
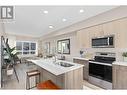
[27,59,84,76]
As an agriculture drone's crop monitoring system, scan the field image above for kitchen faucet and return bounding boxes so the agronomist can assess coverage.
[53,55,57,63]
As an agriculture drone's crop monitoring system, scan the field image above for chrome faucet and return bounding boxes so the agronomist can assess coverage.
[53,55,57,63]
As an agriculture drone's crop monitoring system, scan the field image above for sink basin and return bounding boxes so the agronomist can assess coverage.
[54,62,74,67]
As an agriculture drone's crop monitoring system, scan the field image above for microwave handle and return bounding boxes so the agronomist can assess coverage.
[108,37,109,45]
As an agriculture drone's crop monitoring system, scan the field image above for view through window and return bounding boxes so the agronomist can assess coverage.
[16,41,37,55]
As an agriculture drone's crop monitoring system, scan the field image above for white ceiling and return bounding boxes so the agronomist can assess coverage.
[4,6,118,37]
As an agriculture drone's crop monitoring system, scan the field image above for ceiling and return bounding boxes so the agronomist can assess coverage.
[4,6,118,37]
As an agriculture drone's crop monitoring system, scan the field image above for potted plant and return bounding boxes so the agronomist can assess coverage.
[4,38,19,75]
[122,52,127,62]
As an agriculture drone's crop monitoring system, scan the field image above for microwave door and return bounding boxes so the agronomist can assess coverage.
[92,36,114,48]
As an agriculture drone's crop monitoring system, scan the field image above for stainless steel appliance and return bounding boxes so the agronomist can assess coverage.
[92,35,114,48]
[89,52,116,89]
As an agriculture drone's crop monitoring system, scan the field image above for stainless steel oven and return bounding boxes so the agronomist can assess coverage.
[88,52,116,89]
[89,61,112,82]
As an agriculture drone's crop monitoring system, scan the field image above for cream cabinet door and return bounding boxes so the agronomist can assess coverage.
[102,21,118,48]
[88,25,103,38]
[115,18,127,48]
[92,25,103,37]
[102,19,127,48]
[103,21,117,35]
[113,64,127,89]
[77,29,90,48]
[77,25,103,48]
[88,25,103,48]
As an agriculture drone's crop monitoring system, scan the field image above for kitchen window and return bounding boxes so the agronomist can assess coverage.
[16,41,37,55]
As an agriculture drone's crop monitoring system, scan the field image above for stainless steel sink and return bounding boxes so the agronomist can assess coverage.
[54,62,74,67]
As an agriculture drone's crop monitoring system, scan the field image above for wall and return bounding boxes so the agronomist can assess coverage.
[5,34,39,57]
[6,34,38,47]
[41,32,78,61]
[40,6,127,61]
[0,23,5,88]
[0,23,5,36]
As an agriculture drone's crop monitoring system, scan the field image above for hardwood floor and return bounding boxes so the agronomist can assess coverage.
[1,63,103,90]
[1,63,37,89]
[83,80,103,90]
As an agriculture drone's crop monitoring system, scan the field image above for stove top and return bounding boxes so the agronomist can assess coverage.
[89,59,114,64]
[89,52,116,64]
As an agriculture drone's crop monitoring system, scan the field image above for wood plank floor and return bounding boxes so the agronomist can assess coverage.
[1,63,103,90]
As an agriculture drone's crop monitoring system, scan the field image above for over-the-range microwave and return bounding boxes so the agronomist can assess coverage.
[92,35,114,48]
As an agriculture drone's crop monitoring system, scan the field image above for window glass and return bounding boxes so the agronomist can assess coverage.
[16,42,22,50]
[23,42,29,50]
[30,51,35,54]
[23,52,29,54]
[58,41,62,53]
[16,41,36,55]
[31,43,36,50]
[57,39,70,54]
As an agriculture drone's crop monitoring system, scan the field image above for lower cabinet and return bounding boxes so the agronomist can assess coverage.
[73,58,89,80]
[113,64,127,89]
[37,66,83,89]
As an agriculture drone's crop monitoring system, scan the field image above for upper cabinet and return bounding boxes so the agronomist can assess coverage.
[88,25,103,47]
[77,17,127,49]
[90,25,103,38]
[102,21,119,48]
[115,18,127,48]
[77,29,90,48]
[77,25,103,49]
[102,18,127,48]
[102,21,117,35]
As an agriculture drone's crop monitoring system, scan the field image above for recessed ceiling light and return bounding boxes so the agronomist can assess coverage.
[49,25,53,29]
[62,18,67,22]
[43,10,48,14]
[79,9,84,13]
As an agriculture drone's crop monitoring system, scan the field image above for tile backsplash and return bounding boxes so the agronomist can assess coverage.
[80,47,127,61]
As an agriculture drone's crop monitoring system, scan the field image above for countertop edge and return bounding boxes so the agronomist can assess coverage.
[28,59,84,76]
[113,61,127,66]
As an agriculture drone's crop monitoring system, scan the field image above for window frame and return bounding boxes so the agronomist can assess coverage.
[16,41,37,55]
[57,39,70,54]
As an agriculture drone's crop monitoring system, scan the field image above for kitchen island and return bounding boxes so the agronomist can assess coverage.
[28,59,84,89]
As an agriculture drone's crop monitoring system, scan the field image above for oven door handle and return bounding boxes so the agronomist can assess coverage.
[89,61,112,66]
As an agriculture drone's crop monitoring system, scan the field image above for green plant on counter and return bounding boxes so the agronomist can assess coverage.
[122,52,127,57]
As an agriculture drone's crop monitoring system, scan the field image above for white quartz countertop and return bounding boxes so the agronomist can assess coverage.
[113,61,127,66]
[27,59,84,76]
[73,57,90,61]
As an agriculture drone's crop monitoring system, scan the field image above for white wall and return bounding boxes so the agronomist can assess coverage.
[41,32,78,61]
[5,34,39,57]
[0,23,5,88]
